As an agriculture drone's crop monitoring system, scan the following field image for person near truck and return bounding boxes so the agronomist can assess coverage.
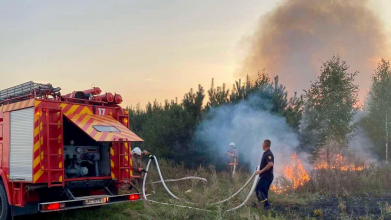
[254,139,274,209]
[128,147,150,192]
[226,142,238,176]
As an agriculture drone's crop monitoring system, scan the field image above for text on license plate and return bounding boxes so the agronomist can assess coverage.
[85,197,109,205]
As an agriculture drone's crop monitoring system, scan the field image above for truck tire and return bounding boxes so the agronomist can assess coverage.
[0,182,10,220]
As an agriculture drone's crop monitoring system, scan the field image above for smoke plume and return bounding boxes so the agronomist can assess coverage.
[345,110,378,163]
[195,95,307,177]
[239,0,388,101]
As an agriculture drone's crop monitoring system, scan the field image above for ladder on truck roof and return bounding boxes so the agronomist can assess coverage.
[0,81,61,104]
[38,107,65,187]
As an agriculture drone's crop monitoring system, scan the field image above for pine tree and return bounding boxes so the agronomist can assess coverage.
[206,79,230,109]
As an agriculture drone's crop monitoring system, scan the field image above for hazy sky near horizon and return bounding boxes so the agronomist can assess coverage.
[1,0,391,107]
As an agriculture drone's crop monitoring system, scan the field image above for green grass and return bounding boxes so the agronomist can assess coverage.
[36,160,390,220]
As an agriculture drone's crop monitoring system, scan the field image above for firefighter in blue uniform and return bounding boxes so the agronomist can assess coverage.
[254,139,274,209]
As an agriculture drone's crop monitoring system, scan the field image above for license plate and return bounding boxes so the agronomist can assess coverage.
[85,197,108,205]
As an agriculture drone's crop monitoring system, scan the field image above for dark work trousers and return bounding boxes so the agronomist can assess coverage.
[255,173,274,207]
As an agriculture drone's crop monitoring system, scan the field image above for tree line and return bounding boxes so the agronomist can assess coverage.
[127,56,391,169]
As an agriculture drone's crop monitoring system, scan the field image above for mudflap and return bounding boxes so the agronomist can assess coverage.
[11,202,39,216]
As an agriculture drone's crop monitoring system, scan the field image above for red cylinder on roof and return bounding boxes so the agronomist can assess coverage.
[93,96,102,102]
[82,87,102,96]
[63,91,86,99]
[114,94,123,104]
[97,93,114,102]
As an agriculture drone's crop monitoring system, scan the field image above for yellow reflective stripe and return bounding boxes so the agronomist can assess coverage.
[72,114,83,122]
[34,126,39,137]
[79,106,93,115]
[77,115,91,128]
[104,133,114,141]
[33,166,44,182]
[94,132,103,141]
[64,105,79,116]
[33,137,43,153]
[33,151,44,168]
[59,103,67,109]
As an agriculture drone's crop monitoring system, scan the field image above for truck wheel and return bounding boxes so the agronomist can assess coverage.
[0,182,10,220]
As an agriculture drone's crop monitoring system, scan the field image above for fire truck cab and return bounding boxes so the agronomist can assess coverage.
[0,82,143,219]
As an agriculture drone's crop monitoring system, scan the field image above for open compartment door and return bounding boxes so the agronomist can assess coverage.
[64,114,143,142]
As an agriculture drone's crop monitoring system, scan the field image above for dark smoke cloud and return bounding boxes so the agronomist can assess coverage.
[239,0,388,101]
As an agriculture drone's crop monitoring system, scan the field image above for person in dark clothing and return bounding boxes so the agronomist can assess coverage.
[254,139,274,209]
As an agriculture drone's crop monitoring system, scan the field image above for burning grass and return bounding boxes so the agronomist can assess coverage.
[33,159,391,220]
[313,154,365,172]
[270,152,376,196]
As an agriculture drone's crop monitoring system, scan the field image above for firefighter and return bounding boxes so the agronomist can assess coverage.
[128,147,151,192]
[254,139,274,209]
[226,142,238,176]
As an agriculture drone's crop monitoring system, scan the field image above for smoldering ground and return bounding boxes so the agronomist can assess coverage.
[239,0,389,101]
[194,94,309,177]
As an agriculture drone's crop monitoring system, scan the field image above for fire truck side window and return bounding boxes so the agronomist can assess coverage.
[93,125,120,133]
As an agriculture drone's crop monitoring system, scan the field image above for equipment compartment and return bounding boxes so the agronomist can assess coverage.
[63,117,111,178]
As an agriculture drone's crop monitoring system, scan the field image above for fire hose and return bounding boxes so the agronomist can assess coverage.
[152,176,208,184]
[142,156,260,212]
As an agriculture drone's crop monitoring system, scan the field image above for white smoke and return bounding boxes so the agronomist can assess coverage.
[195,95,304,177]
[345,110,378,163]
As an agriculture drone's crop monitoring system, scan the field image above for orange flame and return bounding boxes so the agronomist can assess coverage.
[271,153,310,194]
[271,153,365,194]
[284,153,311,189]
[313,154,365,171]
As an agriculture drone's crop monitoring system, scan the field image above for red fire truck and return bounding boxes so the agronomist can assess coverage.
[0,81,143,219]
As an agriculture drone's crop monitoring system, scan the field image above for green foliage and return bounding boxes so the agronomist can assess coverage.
[206,79,230,109]
[361,59,391,161]
[302,56,359,161]
[227,71,303,131]
[128,70,303,169]
[128,85,206,167]
[229,71,270,104]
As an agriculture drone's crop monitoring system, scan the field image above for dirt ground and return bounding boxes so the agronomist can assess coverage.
[274,195,391,220]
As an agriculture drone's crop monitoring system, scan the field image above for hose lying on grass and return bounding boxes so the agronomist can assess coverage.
[142,156,260,212]
[152,176,208,184]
